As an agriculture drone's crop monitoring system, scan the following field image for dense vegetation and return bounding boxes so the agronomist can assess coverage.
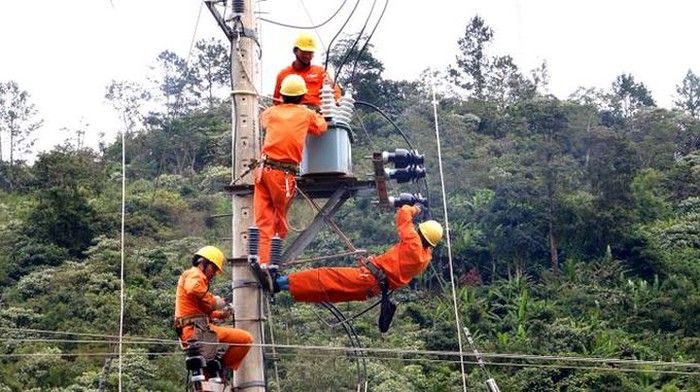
[1,16,699,391]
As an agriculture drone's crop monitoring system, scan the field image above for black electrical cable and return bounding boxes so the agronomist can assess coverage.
[320,302,368,390]
[258,0,349,29]
[334,0,378,85]
[348,0,388,85]
[324,0,362,71]
[355,100,432,216]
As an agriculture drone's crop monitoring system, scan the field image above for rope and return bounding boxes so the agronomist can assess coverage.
[297,187,357,252]
[283,249,368,267]
[430,75,468,392]
[264,298,282,392]
[117,129,126,392]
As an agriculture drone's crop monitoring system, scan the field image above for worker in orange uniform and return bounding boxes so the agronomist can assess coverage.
[271,204,443,303]
[174,246,253,371]
[255,74,328,265]
[273,32,341,108]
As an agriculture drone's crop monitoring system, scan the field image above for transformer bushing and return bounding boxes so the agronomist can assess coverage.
[334,90,355,126]
[320,83,336,119]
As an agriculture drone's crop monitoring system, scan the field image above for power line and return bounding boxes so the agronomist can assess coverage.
[334,0,377,85]
[348,0,388,85]
[324,0,361,71]
[258,0,350,29]
[4,330,700,371]
[3,341,699,377]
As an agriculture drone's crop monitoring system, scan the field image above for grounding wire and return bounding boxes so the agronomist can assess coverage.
[117,108,127,392]
[430,74,468,392]
[324,0,362,71]
[334,0,377,85]
[258,0,349,29]
[348,0,389,86]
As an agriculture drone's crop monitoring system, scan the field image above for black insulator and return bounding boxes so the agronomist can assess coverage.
[232,0,245,14]
[185,341,207,372]
[382,148,424,169]
[248,226,260,256]
[388,192,428,208]
[384,165,426,183]
[270,235,283,266]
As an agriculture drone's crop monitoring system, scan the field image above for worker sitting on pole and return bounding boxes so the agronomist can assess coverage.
[273,32,341,110]
[272,204,443,303]
[174,246,253,371]
[255,75,328,265]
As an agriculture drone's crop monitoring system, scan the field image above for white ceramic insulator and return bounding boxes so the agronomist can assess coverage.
[320,83,336,118]
[335,91,355,125]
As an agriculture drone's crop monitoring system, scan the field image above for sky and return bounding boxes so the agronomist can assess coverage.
[1,0,699,160]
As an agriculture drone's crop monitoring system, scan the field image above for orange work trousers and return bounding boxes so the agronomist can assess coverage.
[254,167,296,264]
[181,324,253,371]
[288,266,381,303]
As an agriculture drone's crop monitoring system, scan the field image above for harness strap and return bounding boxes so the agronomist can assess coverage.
[174,314,209,329]
[262,156,300,175]
[361,258,388,292]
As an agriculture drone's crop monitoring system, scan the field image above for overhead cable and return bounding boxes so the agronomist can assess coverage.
[258,0,349,29]
[334,0,378,84]
[5,337,700,373]
[349,0,389,85]
[324,0,362,71]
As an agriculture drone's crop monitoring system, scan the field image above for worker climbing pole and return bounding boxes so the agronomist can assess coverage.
[205,0,266,390]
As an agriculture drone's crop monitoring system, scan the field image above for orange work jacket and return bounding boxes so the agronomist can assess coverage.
[260,104,328,164]
[273,64,341,106]
[175,267,222,319]
[372,205,433,289]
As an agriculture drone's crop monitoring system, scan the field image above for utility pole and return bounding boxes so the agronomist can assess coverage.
[206,0,265,390]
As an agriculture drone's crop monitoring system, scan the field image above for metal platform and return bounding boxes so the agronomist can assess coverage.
[224,174,376,199]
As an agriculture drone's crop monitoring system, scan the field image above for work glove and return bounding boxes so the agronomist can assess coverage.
[220,304,234,319]
[214,295,226,310]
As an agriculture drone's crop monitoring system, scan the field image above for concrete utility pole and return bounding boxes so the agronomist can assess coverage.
[206,0,266,390]
[230,2,265,390]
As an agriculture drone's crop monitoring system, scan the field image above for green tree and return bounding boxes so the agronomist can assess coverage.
[105,79,150,136]
[0,81,43,188]
[449,15,493,98]
[191,38,230,108]
[609,73,656,120]
[674,69,700,118]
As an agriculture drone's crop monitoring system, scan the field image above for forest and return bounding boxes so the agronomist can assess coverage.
[0,15,699,391]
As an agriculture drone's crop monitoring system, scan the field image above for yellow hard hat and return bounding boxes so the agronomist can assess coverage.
[194,246,225,274]
[280,74,308,96]
[294,32,317,52]
[418,220,443,247]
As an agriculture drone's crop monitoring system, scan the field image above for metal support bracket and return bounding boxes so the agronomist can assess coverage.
[280,186,351,263]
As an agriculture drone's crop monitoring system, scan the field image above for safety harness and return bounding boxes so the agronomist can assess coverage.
[361,258,397,333]
[262,157,300,175]
[174,314,221,359]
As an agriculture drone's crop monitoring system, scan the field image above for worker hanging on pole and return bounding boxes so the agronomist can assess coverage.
[273,32,341,110]
[254,75,328,266]
[263,204,443,330]
[174,246,253,371]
